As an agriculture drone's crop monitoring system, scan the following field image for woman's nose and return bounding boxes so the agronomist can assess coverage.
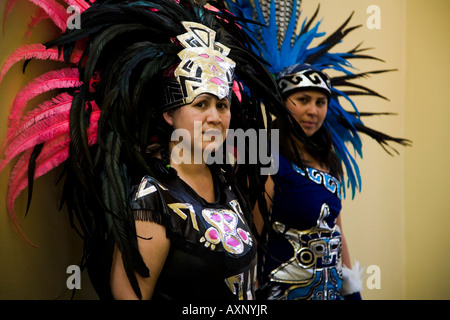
[306,102,318,115]
[206,105,222,123]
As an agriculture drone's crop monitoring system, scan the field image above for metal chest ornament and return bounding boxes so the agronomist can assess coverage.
[269,203,343,300]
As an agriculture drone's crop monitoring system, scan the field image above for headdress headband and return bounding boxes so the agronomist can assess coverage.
[161,21,236,110]
[277,64,331,97]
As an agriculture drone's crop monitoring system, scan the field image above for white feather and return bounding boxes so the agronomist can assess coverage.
[342,260,365,295]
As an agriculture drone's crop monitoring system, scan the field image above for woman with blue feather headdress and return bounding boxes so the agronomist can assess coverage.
[219,0,411,300]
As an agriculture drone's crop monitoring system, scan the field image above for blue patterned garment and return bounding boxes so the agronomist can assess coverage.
[259,153,344,300]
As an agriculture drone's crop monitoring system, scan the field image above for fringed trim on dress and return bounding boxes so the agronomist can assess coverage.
[133,209,163,225]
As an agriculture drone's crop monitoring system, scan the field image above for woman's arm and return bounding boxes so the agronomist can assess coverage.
[336,215,351,268]
[253,175,275,236]
[110,220,170,300]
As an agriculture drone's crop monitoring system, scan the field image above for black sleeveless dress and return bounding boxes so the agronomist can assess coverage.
[129,162,257,300]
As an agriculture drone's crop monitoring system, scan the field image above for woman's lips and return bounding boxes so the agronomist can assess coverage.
[301,121,316,128]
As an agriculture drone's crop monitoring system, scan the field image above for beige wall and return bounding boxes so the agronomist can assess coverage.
[404,0,450,299]
[0,0,449,300]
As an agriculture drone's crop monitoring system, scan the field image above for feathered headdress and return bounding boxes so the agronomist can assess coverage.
[1,0,89,247]
[221,0,411,198]
[1,0,308,299]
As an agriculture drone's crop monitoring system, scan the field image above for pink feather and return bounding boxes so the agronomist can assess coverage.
[5,106,100,212]
[5,135,69,248]
[232,80,242,102]
[35,135,71,177]
[5,149,38,247]
[6,134,71,224]
[7,68,81,129]
[1,92,74,155]
[0,110,71,172]
[33,110,99,180]
[3,0,68,33]
[7,92,74,140]
[1,0,94,248]
[63,0,90,12]
[5,108,100,247]
[26,0,69,32]
[0,43,82,84]
[2,101,100,173]
[32,106,99,178]
[7,149,32,219]
[33,107,99,180]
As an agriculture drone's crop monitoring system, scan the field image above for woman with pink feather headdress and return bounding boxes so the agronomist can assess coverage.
[0,0,310,300]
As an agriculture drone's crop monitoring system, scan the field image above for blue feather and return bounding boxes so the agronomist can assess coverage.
[223,0,399,198]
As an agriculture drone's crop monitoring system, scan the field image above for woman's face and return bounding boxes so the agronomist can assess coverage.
[284,90,328,137]
[163,93,231,156]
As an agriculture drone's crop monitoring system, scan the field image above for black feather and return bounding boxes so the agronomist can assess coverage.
[103,132,149,299]
[300,4,321,36]
[352,122,412,156]
[25,143,44,217]
[305,12,360,64]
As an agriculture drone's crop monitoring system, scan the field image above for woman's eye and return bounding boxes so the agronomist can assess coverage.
[297,98,308,104]
[195,101,206,108]
[217,103,229,110]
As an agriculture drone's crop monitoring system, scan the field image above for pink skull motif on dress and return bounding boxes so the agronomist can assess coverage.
[201,207,252,254]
